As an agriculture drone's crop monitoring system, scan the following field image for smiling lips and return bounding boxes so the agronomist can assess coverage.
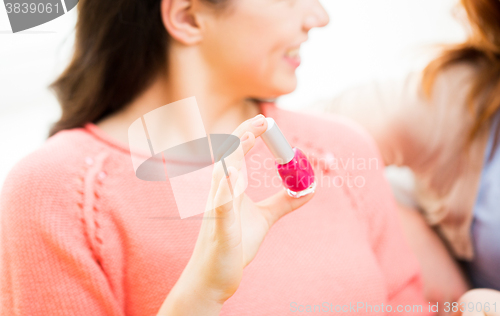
[284,47,301,68]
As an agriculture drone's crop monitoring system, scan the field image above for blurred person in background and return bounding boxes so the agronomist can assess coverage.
[310,0,500,307]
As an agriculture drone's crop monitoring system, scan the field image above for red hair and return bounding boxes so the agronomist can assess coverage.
[422,0,500,161]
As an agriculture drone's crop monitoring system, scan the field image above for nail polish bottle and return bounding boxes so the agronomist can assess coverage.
[261,118,316,198]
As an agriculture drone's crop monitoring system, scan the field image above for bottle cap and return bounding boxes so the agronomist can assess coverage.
[261,118,295,164]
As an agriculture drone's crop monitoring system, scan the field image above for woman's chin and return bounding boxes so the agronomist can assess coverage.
[249,76,297,100]
[276,82,298,96]
[270,77,298,96]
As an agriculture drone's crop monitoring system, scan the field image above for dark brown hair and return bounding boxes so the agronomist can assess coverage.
[421,0,500,160]
[48,0,228,137]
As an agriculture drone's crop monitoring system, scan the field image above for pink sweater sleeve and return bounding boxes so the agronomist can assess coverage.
[354,125,430,315]
[0,151,125,316]
[370,194,429,314]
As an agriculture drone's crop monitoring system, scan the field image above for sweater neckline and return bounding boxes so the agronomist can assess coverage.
[83,101,277,161]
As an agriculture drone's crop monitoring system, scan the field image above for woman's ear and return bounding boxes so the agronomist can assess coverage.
[161,0,204,45]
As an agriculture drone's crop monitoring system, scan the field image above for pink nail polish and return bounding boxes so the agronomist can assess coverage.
[261,118,316,198]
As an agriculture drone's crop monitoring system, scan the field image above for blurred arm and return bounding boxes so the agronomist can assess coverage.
[308,72,438,168]
[397,202,470,313]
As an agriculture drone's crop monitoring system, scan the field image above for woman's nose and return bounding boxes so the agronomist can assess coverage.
[303,0,330,32]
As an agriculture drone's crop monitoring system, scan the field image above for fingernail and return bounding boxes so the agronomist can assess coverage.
[227,167,237,182]
[251,114,265,121]
[252,117,265,127]
[231,171,238,184]
[241,132,250,142]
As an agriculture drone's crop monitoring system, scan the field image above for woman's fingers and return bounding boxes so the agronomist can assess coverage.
[213,115,263,167]
[208,115,262,192]
[208,132,254,198]
[213,166,241,245]
[239,131,256,156]
[231,114,268,139]
[257,189,316,227]
[206,113,269,237]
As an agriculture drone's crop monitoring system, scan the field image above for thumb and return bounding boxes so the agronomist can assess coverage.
[212,166,239,236]
[257,188,315,227]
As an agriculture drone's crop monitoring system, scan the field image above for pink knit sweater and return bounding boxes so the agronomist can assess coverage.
[0,103,429,315]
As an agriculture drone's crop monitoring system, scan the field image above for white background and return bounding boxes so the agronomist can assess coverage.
[0,0,467,190]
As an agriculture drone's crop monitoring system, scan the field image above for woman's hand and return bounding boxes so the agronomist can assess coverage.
[158,114,315,315]
[450,289,500,316]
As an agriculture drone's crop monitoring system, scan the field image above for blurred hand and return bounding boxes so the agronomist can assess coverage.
[450,289,500,316]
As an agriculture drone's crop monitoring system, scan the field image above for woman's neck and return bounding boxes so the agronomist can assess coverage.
[95,59,261,148]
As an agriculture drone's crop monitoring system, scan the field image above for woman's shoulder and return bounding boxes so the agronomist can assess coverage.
[1,126,108,204]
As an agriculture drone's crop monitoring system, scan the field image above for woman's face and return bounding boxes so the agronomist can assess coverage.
[199,0,329,99]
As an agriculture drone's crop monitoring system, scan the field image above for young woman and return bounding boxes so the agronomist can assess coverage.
[0,0,430,315]
[311,0,500,304]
